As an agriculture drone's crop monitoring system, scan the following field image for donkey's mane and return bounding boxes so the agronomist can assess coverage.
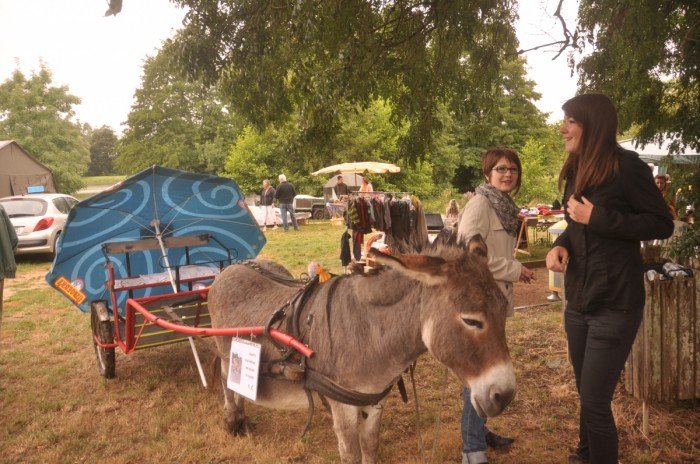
[352,232,467,279]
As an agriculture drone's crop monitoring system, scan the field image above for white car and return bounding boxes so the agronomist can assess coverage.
[0,193,78,257]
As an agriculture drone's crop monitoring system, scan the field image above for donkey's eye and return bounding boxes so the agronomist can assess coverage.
[461,317,483,330]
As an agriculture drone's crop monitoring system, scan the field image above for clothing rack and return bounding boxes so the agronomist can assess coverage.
[340,193,427,271]
[346,191,413,200]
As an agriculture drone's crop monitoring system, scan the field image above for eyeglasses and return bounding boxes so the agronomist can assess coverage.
[491,166,519,174]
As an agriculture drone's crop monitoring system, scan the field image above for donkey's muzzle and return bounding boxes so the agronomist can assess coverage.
[470,362,516,418]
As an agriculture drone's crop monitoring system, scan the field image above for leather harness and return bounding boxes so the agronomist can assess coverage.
[238,261,407,436]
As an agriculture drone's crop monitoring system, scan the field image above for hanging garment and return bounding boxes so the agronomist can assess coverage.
[340,230,352,266]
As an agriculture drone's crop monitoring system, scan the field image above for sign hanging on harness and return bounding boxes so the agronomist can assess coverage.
[227,338,262,401]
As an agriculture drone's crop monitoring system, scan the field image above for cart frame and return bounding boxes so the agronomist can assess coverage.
[89,233,312,380]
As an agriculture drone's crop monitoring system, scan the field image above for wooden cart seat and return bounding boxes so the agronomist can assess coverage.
[114,264,220,290]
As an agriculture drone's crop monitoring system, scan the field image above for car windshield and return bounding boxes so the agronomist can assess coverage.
[0,198,48,217]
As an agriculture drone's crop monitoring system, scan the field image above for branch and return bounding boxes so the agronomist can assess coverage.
[517,0,580,61]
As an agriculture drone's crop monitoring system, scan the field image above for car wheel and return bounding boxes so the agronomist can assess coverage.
[48,234,60,260]
[312,208,327,220]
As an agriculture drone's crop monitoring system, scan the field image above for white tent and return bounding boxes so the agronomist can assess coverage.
[619,137,700,165]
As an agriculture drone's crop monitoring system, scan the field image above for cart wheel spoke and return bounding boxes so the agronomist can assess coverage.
[90,301,116,379]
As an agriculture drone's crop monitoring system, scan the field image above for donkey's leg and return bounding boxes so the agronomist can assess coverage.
[219,359,253,436]
[329,401,362,464]
[358,402,385,464]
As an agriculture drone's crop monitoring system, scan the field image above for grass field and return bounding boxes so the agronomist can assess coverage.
[1,221,697,463]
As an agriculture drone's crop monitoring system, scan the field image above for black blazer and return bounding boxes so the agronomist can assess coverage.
[553,148,674,313]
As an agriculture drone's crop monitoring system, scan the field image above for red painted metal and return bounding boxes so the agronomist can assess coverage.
[124,290,315,358]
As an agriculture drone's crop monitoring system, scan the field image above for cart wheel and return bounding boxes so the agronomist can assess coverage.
[90,301,116,379]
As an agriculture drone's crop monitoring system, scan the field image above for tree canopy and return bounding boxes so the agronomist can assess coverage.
[116,50,243,175]
[86,125,119,176]
[574,1,700,152]
[0,66,89,193]
[169,0,520,163]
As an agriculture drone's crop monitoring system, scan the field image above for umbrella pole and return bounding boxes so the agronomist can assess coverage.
[152,220,209,389]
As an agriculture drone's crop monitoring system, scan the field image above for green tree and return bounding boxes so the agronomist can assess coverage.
[575,1,700,151]
[222,126,285,194]
[170,0,520,163]
[116,50,243,175]
[87,125,119,175]
[442,56,550,193]
[515,127,566,206]
[0,66,89,193]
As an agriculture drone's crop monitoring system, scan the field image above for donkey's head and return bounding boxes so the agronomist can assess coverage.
[369,235,515,417]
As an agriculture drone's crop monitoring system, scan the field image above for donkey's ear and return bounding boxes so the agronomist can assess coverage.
[466,234,488,265]
[368,249,447,286]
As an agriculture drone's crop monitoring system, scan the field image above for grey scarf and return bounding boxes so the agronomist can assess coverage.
[475,183,520,237]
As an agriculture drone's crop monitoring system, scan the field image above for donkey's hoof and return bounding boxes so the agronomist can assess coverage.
[225,417,254,436]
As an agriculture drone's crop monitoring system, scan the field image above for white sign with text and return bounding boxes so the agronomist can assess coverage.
[227,338,262,401]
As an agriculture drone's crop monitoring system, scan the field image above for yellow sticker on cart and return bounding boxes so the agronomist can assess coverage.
[54,276,87,305]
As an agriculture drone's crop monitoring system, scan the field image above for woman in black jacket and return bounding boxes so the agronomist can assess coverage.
[546,93,674,464]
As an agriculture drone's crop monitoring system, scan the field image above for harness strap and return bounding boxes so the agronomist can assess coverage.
[304,368,399,407]
[239,260,303,287]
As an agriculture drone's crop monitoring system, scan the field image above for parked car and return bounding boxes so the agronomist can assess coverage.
[0,193,78,257]
[294,194,330,219]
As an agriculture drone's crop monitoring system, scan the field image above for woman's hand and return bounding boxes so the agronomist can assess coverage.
[519,265,536,284]
[566,195,593,224]
[546,246,569,272]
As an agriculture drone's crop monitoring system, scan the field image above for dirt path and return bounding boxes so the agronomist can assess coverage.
[4,266,50,299]
[513,263,557,308]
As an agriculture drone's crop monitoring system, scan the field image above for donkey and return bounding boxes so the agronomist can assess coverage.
[207,235,515,464]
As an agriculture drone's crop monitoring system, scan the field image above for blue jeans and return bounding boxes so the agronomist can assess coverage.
[461,386,487,464]
[565,306,643,464]
[279,203,298,231]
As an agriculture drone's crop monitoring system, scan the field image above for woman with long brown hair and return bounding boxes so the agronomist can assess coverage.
[546,94,674,464]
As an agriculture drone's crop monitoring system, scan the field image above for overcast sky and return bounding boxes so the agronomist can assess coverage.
[0,0,578,135]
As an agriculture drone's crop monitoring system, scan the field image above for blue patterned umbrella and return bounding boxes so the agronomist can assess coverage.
[46,166,265,313]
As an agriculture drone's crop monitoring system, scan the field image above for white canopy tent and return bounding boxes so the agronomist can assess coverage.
[619,137,700,165]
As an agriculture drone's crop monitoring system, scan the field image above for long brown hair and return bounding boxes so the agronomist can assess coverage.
[558,94,620,196]
[482,146,523,195]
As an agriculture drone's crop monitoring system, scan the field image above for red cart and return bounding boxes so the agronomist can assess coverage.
[89,234,313,385]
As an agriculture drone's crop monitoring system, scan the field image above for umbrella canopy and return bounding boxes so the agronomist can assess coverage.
[46,166,265,313]
[311,161,400,176]
[619,137,700,165]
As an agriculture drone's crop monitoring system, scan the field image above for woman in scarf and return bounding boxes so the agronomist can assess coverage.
[456,146,535,464]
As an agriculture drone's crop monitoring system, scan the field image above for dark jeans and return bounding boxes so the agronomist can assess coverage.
[565,306,643,464]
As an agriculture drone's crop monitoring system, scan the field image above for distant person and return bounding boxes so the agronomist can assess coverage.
[358,176,373,197]
[260,179,277,231]
[546,93,673,464]
[655,174,678,219]
[0,204,18,338]
[457,146,535,464]
[275,174,299,232]
[334,175,349,198]
[445,199,460,226]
